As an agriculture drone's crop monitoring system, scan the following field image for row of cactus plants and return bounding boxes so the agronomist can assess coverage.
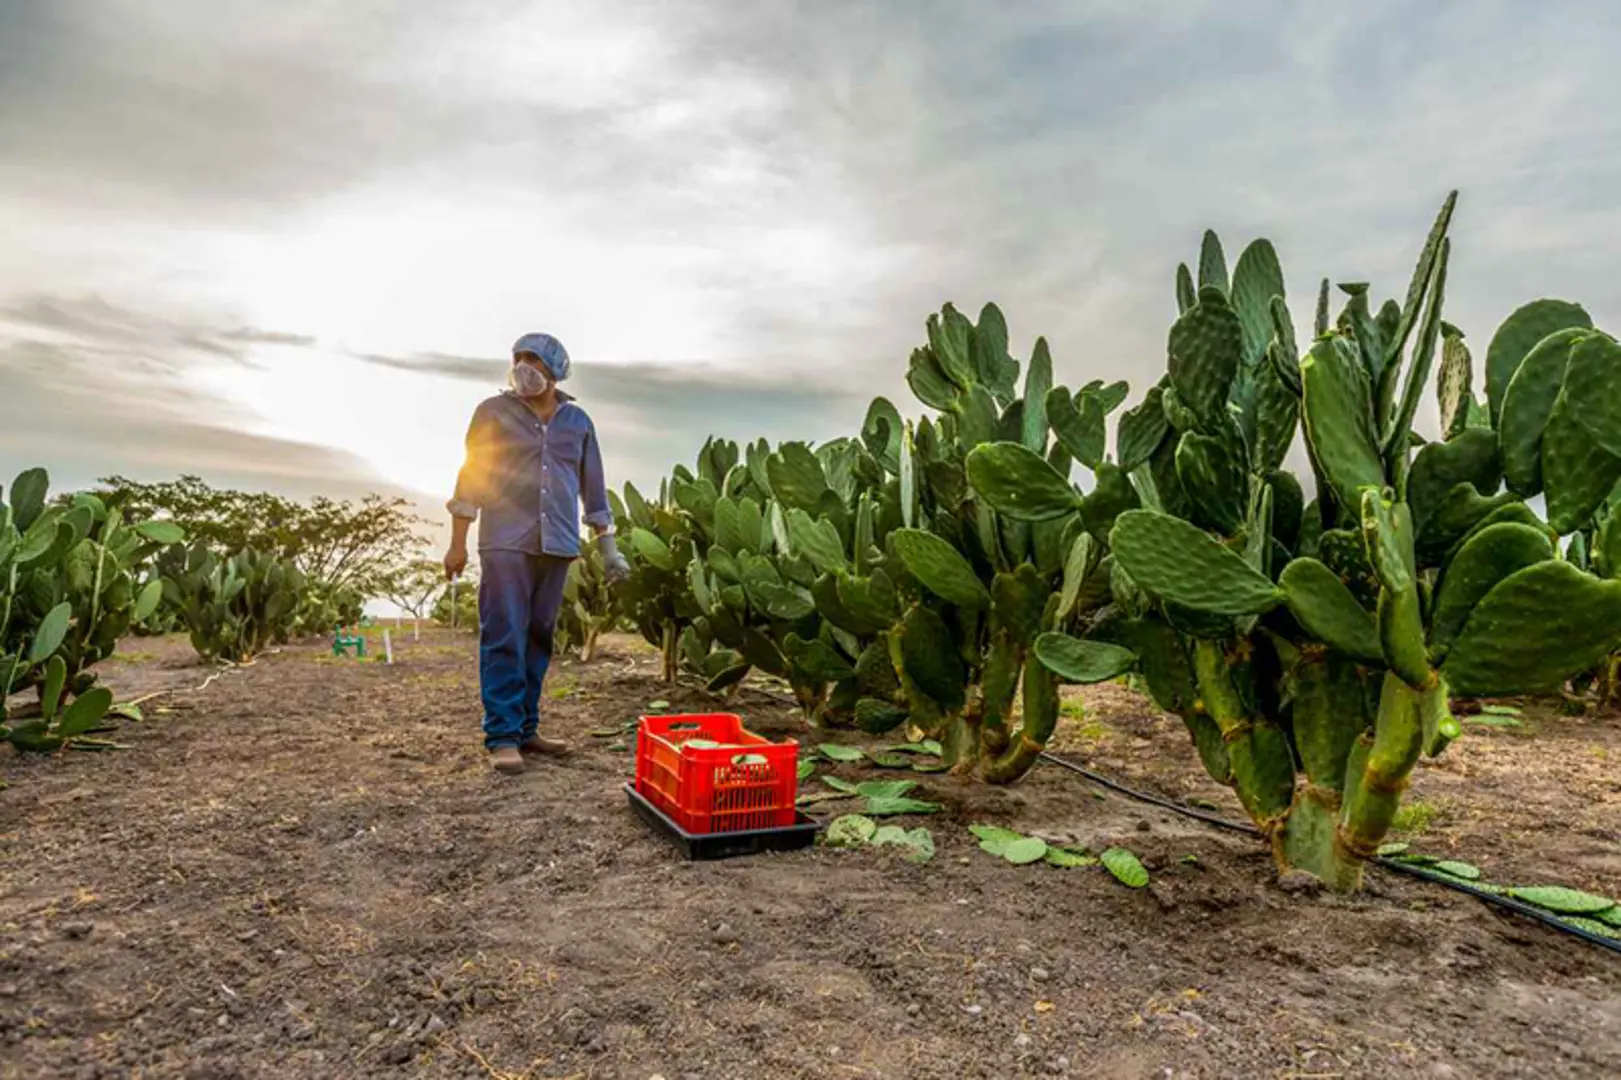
[2,469,186,752]
[611,192,1621,891]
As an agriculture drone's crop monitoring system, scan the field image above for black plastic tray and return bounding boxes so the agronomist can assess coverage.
[624,783,821,860]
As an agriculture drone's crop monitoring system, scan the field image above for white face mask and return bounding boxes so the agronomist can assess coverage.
[509,362,551,398]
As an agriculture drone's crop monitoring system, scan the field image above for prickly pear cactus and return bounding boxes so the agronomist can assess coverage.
[1041,194,1621,891]
[2,468,185,751]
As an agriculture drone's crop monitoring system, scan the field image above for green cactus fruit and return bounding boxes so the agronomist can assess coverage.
[1499,328,1588,496]
[896,604,967,712]
[1167,287,1244,428]
[1116,386,1168,473]
[1279,558,1382,663]
[964,442,1082,523]
[890,528,990,610]
[1045,386,1106,468]
[1174,432,1246,535]
[1406,428,1502,536]
[1542,390,1621,535]
[1484,299,1591,426]
[1300,336,1384,510]
[1442,560,1621,695]
[1032,633,1136,683]
[1559,332,1621,460]
[1197,230,1229,294]
[1428,522,1555,660]
[1419,680,1459,758]
[1109,510,1284,616]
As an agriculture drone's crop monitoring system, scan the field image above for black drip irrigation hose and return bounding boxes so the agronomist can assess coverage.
[1037,750,1621,957]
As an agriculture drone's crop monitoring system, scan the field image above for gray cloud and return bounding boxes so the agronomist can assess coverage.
[3,0,1621,515]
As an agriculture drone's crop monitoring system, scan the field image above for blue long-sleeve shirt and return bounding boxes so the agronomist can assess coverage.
[447,390,613,557]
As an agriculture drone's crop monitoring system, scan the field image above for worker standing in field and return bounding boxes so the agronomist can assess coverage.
[443,333,631,774]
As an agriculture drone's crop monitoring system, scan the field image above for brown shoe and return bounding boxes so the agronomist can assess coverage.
[490,746,524,774]
[519,735,569,759]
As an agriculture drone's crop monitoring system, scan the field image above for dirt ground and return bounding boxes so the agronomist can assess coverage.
[2,627,1619,1079]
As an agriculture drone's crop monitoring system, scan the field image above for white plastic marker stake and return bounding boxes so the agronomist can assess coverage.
[413,616,420,642]
[383,629,394,665]
[451,577,459,631]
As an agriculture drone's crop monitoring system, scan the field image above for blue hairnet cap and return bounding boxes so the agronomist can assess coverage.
[512,332,571,381]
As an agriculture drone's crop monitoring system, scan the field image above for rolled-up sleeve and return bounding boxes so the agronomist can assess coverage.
[446,403,495,520]
[580,418,613,529]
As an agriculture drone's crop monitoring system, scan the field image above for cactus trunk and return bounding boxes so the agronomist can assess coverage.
[1338,672,1429,860]
[660,622,677,683]
[983,657,1058,783]
[1191,640,1294,831]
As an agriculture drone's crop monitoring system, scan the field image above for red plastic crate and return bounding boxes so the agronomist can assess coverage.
[634,713,799,834]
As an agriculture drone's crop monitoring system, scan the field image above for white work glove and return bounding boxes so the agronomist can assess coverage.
[597,531,631,584]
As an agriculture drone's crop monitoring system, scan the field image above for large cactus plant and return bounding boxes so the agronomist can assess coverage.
[1035,194,1621,890]
[845,304,1138,780]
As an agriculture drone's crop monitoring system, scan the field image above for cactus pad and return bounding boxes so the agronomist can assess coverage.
[1442,560,1621,695]
[1483,298,1591,425]
[1108,510,1284,616]
[964,442,1082,522]
[1279,558,1381,662]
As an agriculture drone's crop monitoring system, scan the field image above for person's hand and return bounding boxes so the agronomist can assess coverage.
[444,542,468,581]
[597,532,631,585]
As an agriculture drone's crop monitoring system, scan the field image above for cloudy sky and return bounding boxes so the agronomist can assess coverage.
[3,0,1619,538]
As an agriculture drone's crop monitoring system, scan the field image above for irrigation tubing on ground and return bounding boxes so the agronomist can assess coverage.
[1036,749,1621,958]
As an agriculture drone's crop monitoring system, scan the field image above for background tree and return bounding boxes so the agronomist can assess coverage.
[383,558,445,640]
[99,475,429,598]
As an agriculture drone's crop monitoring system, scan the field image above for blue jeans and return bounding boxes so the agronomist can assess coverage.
[478,551,573,750]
